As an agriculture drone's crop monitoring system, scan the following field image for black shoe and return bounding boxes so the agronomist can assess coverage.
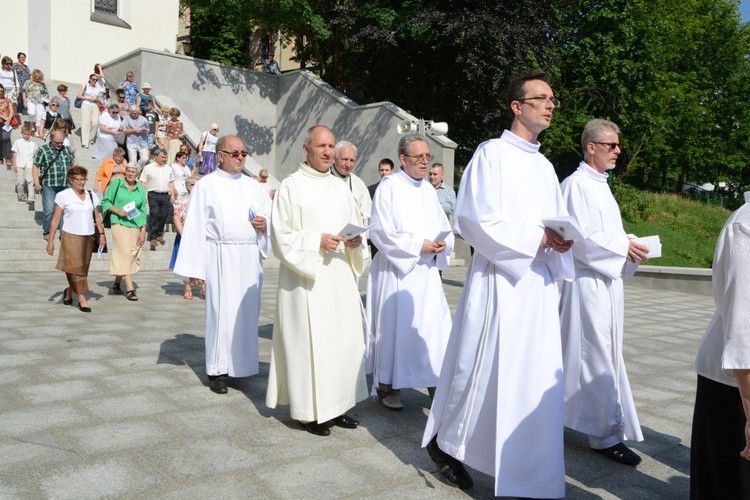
[112,282,123,295]
[427,436,473,489]
[208,376,228,394]
[301,421,330,436]
[332,414,359,429]
[62,288,73,305]
[594,443,642,466]
[78,303,91,313]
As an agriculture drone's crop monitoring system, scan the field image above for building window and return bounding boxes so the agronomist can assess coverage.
[91,0,131,29]
[94,0,118,15]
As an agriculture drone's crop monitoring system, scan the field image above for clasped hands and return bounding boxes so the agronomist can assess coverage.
[541,227,573,253]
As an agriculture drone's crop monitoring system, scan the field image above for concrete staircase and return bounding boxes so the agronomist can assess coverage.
[0,91,174,273]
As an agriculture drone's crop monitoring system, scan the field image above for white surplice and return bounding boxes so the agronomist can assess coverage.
[366,171,454,390]
[695,192,750,386]
[267,163,368,423]
[173,169,272,377]
[558,162,643,448]
[422,130,574,499]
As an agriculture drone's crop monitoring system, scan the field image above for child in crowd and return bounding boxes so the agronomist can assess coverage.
[144,100,159,149]
[11,124,37,204]
[165,107,184,163]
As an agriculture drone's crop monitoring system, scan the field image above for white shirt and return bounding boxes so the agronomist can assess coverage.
[171,163,192,196]
[139,162,174,193]
[55,188,99,236]
[201,131,218,153]
[11,138,37,169]
[695,192,750,387]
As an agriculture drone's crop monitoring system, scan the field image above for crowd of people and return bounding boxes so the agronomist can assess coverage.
[2,55,746,498]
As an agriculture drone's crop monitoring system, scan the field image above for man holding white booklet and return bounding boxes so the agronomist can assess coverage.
[559,119,651,466]
[267,125,368,437]
[366,134,454,411]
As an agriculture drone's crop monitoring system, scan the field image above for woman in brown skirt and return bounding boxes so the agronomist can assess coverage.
[46,166,106,312]
[101,164,147,300]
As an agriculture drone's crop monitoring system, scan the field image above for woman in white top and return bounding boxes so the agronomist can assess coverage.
[171,151,192,196]
[0,56,19,115]
[93,104,123,160]
[197,123,219,174]
[46,166,106,313]
[77,73,102,149]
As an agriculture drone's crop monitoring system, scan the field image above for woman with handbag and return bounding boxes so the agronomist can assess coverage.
[0,86,14,165]
[101,164,147,301]
[77,74,102,149]
[46,166,106,313]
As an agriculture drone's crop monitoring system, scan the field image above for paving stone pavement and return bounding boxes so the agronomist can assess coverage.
[0,265,711,499]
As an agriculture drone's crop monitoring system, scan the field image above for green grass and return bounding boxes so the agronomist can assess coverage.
[613,184,731,268]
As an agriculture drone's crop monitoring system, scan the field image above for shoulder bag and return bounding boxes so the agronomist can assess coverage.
[102,178,122,228]
[89,190,107,253]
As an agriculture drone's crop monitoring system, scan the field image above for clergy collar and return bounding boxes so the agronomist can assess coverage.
[501,129,541,154]
[330,166,349,179]
[215,167,242,179]
[300,162,330,178]
[577,161,609,182]
[396,169,423,187]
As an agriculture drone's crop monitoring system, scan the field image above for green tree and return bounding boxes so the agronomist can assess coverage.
[546,0,750,193]
[187,0,252,67]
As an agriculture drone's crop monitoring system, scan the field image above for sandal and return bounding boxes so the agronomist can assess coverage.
[126,290,139,301]
[112,282,123,295]
[183,287,193,300]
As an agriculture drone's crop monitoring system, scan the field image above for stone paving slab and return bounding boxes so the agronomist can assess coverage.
[0,267,712,499]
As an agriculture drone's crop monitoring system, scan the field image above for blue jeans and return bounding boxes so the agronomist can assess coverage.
[42,185,67,236]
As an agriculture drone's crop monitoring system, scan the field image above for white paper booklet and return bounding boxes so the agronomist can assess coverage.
[434,230,452,243]
[622,234,661,278]
[541,216,589,241]
[338,223,371,241]
[122,201,140,220]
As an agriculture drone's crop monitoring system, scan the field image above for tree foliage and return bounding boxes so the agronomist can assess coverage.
[181,0,750,193]
[547,0,750,194]
[187,0,251,67]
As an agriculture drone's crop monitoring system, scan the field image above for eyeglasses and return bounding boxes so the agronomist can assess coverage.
[219,150,249,158]
[71,177,87,182]
[593,142,621,151]
[518,96,560,108]
[91,78,99,82]
[404,153,434,162]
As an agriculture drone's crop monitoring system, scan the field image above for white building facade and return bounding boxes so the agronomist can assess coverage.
[1,0,179,84]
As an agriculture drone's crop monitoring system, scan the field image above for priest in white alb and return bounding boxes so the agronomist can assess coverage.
[559,119,650,466]
[422,72,574,498]
[366,134,454,411]
[173,136,272,395]
[267,125,368,437]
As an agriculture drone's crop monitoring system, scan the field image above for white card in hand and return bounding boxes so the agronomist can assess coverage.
[338,223,370,241]
[541,216,588,241]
